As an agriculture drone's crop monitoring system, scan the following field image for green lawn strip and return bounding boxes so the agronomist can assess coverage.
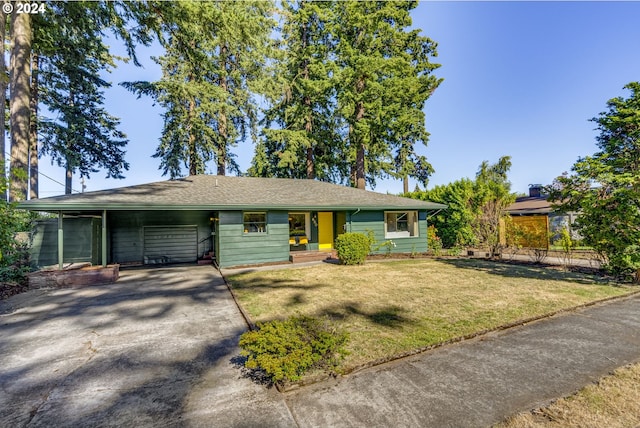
[227,259,634,371]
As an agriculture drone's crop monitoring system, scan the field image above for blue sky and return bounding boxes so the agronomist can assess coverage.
[36,1,640,197]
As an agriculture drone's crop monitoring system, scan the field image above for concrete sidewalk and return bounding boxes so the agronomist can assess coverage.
[285,293,640,427]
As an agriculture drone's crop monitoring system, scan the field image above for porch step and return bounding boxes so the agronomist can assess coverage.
[289,250,337,264]
[198,252,214,265]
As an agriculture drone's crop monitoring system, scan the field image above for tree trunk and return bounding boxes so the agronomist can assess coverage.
[9,11,31,202]
[217,110,227,176]
[355,142,365,190]
[65,164,72,195]
[0,11,6,202]
[29,52,39,199]
[187,96,197,176]
[354,99,365,190]
[301,13,314,180]
[217,44,229,176]
[403,176,409,194]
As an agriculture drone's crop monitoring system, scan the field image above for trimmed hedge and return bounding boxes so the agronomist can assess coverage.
[335,232,371,265]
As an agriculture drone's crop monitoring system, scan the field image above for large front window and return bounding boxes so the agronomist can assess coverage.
[385,211,418,238]
[244,212,267,234]
[289,212,310,238]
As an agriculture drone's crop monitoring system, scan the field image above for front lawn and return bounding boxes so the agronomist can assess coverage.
[227,259,634,371]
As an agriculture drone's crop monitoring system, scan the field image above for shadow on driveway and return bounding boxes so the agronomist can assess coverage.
[0,265,293,427]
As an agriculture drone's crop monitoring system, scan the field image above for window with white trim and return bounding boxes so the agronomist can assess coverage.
[385,211,418,238]
[243,212,267,234]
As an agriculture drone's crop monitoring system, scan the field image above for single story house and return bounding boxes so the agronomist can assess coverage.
[502,184,579,248]
[18,175,446,269]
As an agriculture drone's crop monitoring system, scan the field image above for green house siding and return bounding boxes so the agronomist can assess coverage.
[217,211,290,268]
[347,210,428,254]
[108,211,212,265]
[30,217,101,268]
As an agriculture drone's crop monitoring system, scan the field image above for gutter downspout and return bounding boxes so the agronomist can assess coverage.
[102,210,107,267]
[57,211,64,270]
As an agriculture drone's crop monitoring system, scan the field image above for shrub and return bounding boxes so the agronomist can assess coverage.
[554,227,575,268]
[1,200,33,291]
[335,232,371,265]
[427,225,443,256]
[239,315,348,385]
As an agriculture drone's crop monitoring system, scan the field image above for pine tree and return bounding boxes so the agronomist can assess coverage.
[37,2,129,194]
[250,0,339,181]
[332,0,441,189]
[124,0,274,178]
[549,82,640,280]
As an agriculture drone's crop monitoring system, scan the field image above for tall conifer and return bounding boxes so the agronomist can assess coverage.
[37,2,129,194]
[124,1,274,178]
[250,0,339,181]
[332,0,441,189]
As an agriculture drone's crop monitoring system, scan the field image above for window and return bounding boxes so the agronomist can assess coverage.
[385,211,418,238]
[289,212,310,238]
[243,212,267,234]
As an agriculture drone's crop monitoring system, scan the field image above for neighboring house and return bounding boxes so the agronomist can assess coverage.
[18,175,446,269]
[502,184,578,248]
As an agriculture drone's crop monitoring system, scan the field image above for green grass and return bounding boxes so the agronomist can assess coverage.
[228,258,634,371]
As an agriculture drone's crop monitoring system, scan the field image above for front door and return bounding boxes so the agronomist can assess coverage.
[318,212,333,250]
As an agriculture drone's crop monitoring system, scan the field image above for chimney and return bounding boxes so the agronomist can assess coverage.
[529,184,542,198]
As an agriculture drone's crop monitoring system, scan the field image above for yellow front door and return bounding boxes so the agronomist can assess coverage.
[318,212,334,250]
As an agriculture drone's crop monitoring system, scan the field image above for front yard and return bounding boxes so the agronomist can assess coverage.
[227,258,635,371]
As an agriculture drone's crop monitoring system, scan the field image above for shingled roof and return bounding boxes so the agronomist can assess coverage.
[506,195,553,215]
[18,175,447,211]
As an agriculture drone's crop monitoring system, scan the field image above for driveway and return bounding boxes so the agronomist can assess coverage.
[0,266,294,427]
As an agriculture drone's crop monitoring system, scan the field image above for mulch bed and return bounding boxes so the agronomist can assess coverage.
[1,281,29,300]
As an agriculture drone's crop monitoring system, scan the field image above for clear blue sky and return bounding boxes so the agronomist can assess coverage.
[36,1,640,197]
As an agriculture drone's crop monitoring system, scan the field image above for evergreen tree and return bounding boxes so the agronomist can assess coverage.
[4,1,151,198]
[124,0,274,178]
[548,82,640,281]
[250,0,339,181]
[37,2,129,194]
[332,0,441,189]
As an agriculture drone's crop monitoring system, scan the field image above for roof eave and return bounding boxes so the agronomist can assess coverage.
[18,202,447,212]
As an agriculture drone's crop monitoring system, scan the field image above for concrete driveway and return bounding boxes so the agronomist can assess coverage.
[0,266,294,427]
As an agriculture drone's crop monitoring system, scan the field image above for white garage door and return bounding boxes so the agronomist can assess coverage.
[143,226,198,264]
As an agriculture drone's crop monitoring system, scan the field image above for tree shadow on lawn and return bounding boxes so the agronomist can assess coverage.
[319,302,415,329]
[227,276,330,292]
[438,258,616,286]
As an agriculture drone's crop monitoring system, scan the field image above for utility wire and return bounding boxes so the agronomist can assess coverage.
[2,150,82,194]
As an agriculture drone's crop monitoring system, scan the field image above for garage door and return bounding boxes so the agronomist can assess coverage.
[143,226,198,264]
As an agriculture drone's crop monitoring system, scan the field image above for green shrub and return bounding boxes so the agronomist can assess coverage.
[239,315,348,385]
[1,199,33,288]
[334,232,371,265]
